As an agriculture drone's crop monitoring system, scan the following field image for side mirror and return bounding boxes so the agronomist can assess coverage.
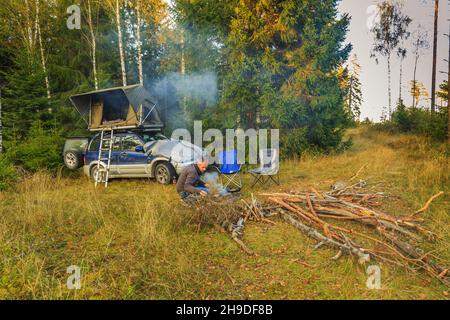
[135,145,145,153]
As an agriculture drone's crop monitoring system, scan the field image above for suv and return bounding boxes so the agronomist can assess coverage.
[63,131,204,185]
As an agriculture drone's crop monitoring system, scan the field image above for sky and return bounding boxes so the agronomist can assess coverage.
[338,0,450,121]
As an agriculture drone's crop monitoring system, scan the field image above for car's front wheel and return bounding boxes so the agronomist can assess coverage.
[155,162,175,185]
[90,165,106,183]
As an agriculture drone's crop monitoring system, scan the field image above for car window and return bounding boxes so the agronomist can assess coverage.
[89,135,121,151]
[89,136,100,151]
[122,135,143,151]
[142,133,168,143]
[104,137,121,151]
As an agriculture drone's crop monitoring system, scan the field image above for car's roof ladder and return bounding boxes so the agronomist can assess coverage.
[94,129,114,188]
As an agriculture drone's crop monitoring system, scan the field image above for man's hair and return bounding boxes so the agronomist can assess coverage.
[197,158,208,166]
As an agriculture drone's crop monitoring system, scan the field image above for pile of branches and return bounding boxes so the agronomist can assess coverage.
[260,185,449,286]
[188,195,266,255]
[186,179,448,285]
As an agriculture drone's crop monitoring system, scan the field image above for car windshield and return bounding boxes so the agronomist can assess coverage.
[141,133,168,143]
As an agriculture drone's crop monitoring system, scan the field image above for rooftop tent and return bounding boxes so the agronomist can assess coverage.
[69,85,163,131]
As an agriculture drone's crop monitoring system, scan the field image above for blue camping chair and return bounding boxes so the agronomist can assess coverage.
[216,150,242,192]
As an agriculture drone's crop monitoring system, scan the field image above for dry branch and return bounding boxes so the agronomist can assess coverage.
[281,212,370,264]
[412,191,444,217]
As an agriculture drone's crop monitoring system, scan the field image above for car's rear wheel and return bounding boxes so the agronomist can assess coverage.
[155,162,175,185]
[64,151,82,170]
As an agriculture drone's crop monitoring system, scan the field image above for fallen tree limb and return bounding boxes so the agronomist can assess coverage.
[232,236,254,255]
[350,164,368,181]
[281,212,370,264]
[411,191,444,217]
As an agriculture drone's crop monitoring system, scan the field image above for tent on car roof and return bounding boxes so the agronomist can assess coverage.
[69,85,163,131]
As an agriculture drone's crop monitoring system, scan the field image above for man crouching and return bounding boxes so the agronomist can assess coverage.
[176,159,209,201]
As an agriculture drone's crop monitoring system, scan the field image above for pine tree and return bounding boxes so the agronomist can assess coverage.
[1,53,51,141]
[345,54,363,121]
[224,0,352,152]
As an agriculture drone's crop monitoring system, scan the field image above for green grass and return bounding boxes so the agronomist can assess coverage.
[0,127,449,299]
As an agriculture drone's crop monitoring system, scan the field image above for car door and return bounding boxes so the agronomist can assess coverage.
[86,134,121,174]
[118,134,149,176]
[104,135,122,174]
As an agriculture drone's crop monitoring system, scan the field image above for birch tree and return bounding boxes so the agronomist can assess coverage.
[24,0,35,58]
[5,0,37,65]
[133,0,167,85]
[85,0,99,90]
[35,0,51,99]
[136,0,143,85]
[411,25,430,108]
[370,1,411,120]
[106,0,127,86]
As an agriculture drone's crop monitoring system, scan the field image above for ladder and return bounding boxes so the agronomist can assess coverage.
[95,129,114,188]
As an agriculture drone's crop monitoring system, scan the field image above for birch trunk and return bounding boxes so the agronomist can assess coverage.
[387,53,391,120]
[136,0,143,85]
[399,59,403,104]
[35,0,51,99]
[181,32,186,76]
[431,0,439,113]
[412,53,418,109]
[24,0,34,55]
[115,0,127,86]
[447,21,450,144]
[181,29,186,108]
[87,0,99,90]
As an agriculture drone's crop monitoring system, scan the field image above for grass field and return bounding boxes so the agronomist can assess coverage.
[0,127,449,300]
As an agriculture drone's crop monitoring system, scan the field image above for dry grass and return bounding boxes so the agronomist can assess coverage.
[0,127,448,299]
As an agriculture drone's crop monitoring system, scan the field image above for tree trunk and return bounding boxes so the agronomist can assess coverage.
[115,0,127,86]
[24,0,34,56]
[387,53,392,120]
[447,20,450,144]
[181,30,186,76]
[399,58,403,104]
[87,0,99,90]
[349,75,353,115]
[181,29,187,108]
[136,0,143,85]
[413,53,419,109]
[431,0,439,113]
[35,0,51,99]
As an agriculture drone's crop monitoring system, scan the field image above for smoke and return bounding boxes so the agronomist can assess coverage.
[150,71,218,104]
[149,71,218,131]
[203,171,229,197]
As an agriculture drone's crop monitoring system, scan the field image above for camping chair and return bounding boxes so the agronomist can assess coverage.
[249,148,280,188]
[216,149,242,193]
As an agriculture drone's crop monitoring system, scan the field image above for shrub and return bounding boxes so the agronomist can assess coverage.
[384,106,448,141]
[5,123,64,172]
[0,156,18,191]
